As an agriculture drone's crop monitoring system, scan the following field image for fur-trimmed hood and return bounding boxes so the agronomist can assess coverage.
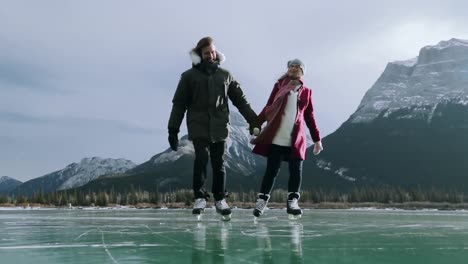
[189,50,226,65]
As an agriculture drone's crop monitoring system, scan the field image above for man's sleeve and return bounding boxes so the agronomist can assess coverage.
[167,73,190,132]
[227,75,257,125]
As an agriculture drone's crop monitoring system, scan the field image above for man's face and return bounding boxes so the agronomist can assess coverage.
[201,44,217,63]
[287,64,303,79]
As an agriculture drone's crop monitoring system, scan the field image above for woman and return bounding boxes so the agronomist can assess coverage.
[251,58,323,218]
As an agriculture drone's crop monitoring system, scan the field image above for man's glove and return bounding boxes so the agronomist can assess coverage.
[313,141,323,155]
[249,120,261,136]
[168,128,179,151]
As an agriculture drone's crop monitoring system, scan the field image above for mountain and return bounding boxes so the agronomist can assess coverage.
[350,38,468,123]
[76,112,268,193]
[0,176,22,194]
[303,38,468,191]
[12,157,137,196]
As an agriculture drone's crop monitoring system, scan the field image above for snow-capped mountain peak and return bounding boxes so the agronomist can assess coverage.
[153,137,195,164]
[152,112,258,176]
[57,157,137,190]
[350,38,468,123]
[1,176,9,183]
[0,176,18,184]
[423,38,468,51]
[0,176,22,193]
[390,57,418,67]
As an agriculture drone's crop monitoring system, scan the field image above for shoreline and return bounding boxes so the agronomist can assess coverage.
[2,201,468,211]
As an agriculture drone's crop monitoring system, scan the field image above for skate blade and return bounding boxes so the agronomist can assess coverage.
[288,214,302,220]
[195,214,202,222]
[253,212,262,221]
[221,214,231,221]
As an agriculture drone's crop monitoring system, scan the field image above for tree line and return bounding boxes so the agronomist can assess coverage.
[1,185,468,207]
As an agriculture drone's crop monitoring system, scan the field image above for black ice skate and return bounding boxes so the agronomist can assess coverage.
[287,192,302,220]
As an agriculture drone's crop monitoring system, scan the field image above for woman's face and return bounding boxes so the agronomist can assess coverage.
[287,64,303,79]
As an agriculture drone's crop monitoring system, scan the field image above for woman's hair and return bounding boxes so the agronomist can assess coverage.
[193,37,214,57]
[278,73,289,80]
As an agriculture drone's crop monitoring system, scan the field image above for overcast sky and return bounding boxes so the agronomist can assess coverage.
[1,0,467,182]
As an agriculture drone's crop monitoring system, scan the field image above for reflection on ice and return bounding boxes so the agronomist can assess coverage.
[255,223,273,263]
[220,222,229,250]
[251,220,304,263]
[193,222,206,250]
[289,222,304,263]
[191,222,230,264]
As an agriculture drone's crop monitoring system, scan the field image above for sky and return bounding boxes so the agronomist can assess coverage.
[1,0,467,182]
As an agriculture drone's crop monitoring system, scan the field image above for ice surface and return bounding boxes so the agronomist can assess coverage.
[1,209,468,263]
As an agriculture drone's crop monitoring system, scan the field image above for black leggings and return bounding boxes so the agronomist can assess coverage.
[260,144,303,195]
[192,139,226,201]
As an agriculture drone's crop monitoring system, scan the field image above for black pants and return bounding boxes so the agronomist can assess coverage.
[260,144,303,195]
[192,139,227,201]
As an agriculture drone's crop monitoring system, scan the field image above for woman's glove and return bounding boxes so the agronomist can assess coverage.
[313,141,323,155]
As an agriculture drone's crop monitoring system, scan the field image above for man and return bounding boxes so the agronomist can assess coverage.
[167,37,259,219]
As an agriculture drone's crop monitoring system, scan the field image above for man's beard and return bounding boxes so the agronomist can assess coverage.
[203,58,216,64]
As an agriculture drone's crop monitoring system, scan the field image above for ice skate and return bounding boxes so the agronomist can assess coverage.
[253,193,270,218]
[215,199,232,221]
[287,192,302,220]
[192,198,207,221]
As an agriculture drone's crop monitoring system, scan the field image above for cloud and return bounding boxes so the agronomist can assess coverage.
[0,59,61,93]
[0,111,155,135]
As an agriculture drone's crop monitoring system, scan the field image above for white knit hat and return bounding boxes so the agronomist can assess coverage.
[287,58,306,75]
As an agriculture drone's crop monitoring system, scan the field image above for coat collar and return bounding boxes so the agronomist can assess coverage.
[189,50,226,65]
[277,76,305,88]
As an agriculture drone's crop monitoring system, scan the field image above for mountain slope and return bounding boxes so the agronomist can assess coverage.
[12,157,136,196]
[304,38,468,191]
[0,176,22,194]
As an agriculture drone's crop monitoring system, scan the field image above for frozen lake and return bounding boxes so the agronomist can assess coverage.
[1,208,468,263]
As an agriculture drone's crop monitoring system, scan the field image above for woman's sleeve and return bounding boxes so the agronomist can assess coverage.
[304,89,321,142]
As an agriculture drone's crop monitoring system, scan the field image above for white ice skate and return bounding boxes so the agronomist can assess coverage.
[253,193,270,219]
[215,199,232,221]
[192,198,206,221]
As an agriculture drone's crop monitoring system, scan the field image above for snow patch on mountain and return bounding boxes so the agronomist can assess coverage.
[316,159,332,171]
[0,176,11,184]
[392,57,418,67]
[57,157,136,190]
[0,176,22,193]
[316,160,356,182]
[334,168,356,182]
[224,112,260,175]
[153,138,195,164]
[423,38,468,50]
[152,112,258,176]
[373,101,391,111]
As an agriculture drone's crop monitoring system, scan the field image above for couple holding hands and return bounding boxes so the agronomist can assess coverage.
[167,37,323,220]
